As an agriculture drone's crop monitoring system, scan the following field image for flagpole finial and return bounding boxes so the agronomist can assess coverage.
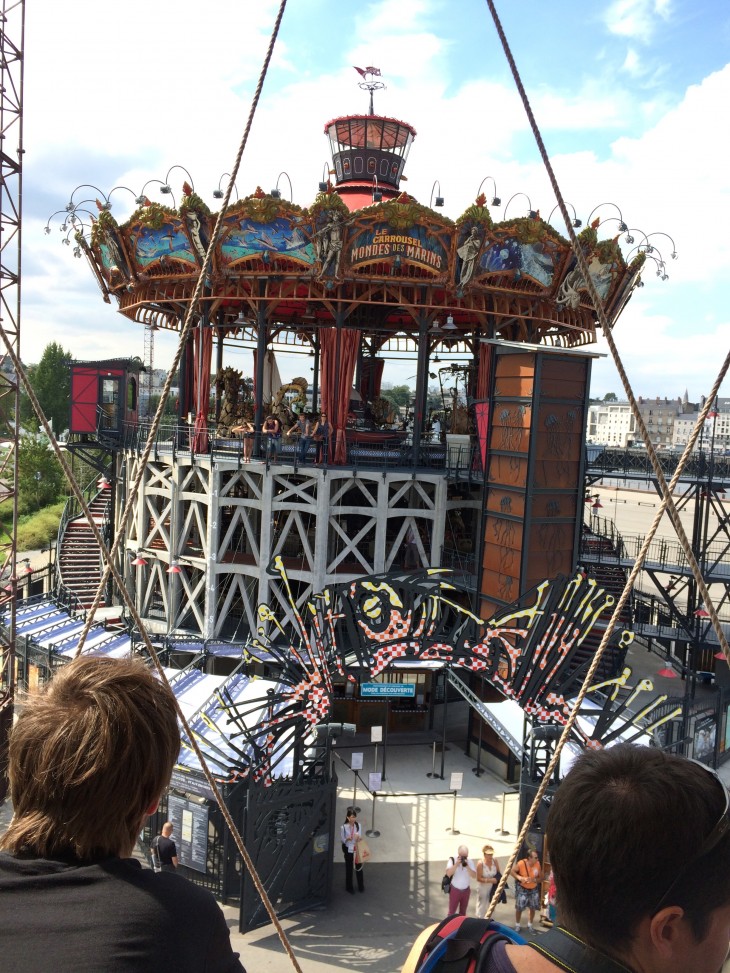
[352,67,385,114]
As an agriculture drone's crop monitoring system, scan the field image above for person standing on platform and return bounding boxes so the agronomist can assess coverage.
[446,845,476,916]
[475,844,501,918]
[512,847,542,933]
[286,412,314,464]
[340,808,364,894]
[152,821,178,873]
[262,414,282,463]
[313,412,331,464]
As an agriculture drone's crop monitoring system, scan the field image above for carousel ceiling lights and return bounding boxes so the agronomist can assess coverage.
[477,176,500,207]
[271,171,293,202]
[319,163,335,193]
[548,203,582,229]
[587,202,628,233]
[503,192,536,221]
[430,180,444,208]
[442,314,457,331]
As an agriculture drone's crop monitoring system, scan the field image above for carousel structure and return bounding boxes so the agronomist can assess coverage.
[50,74,650,646]
[22,58,693,925]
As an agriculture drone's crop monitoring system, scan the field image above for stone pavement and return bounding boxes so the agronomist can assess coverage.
[224,732,524,973]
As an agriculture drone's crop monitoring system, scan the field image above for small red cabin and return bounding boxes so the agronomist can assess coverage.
[69,358,144,438]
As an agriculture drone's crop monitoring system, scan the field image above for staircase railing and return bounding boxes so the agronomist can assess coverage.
[54,472,111,608]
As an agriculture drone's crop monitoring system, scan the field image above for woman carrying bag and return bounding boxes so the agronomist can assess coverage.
[475,844,505,917]
[340,807,365,894]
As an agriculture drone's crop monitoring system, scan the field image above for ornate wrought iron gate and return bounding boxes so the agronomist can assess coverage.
[240,776,337,932]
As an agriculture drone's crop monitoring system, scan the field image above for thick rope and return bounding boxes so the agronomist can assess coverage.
[483,0,730,917]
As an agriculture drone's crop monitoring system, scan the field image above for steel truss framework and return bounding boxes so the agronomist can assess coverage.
[123,454,479,642]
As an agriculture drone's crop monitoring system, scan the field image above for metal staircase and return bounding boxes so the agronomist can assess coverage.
[56,490,110,610]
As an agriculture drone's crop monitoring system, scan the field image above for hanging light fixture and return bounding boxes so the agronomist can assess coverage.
[167,560,182,574]
[442,314,457,331]
[656,663,678,679]
[694,606,710,618]
[131,552,148,567]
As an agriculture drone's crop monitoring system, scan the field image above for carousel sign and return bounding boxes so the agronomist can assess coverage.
[349,224,447,271]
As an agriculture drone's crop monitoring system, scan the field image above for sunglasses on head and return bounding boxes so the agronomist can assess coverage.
[651,758,730,914]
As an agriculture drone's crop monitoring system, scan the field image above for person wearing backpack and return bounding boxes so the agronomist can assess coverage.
[405,744,730,973]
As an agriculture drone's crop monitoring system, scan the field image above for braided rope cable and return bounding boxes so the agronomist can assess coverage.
[483,0,730,917]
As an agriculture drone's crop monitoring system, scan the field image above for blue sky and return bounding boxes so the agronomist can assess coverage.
[21,0,730,403]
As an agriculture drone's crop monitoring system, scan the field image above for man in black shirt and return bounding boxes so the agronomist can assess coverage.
[0,656,245,973]
[153,821,178,873]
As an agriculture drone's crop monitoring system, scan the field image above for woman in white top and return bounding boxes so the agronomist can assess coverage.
[340,807,364,894]
[475,843,501,918]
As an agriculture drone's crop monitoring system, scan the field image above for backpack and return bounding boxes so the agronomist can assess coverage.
[402,916,525,973]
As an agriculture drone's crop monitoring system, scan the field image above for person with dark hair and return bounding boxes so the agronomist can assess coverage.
[286,412,314,464]
[340,807,364,894]
[313,412,331,464]
[262,414,282,463]
[406,744,730,973]
[0,656,245,972]
[511,846,541,932]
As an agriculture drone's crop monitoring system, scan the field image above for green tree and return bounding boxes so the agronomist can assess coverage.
[17,434,64,514]
[381,384,414,408]
[603,392,618,402]
[30,342,73,434]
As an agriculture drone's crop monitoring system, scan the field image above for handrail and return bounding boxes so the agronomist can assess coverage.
[123,420,483,478]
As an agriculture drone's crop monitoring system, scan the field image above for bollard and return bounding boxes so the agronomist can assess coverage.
[426,740,439,779]
[496,791,510,835]
[366,791,380,837]
[446,789,460,835]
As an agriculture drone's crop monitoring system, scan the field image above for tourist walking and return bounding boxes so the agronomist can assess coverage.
[512,847,542,932]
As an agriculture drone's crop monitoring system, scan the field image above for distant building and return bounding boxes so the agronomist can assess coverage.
[587,401,635,447]
[674,398,730,449]
[635,396,684,448]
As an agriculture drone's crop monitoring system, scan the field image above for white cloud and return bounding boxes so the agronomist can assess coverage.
[604,0,673,44]
[17,0,729,404]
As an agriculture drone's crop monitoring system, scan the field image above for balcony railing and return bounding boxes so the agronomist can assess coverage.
[121,420,484,479]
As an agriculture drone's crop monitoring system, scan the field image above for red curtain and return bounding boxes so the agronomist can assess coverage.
[474,342,493,470]
[359,356,384,402]
[320,327,361,464]
[192,325,213,452]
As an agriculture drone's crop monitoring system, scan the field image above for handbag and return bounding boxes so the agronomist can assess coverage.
[355,837,372,865]
[491,869,507,905]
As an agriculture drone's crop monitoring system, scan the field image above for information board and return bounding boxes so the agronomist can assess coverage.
[167,795,209,873]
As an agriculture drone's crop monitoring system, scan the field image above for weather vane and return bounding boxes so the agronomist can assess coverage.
[353,65,385,114]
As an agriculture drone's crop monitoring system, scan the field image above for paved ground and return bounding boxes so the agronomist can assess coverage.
[222,733,522,973]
